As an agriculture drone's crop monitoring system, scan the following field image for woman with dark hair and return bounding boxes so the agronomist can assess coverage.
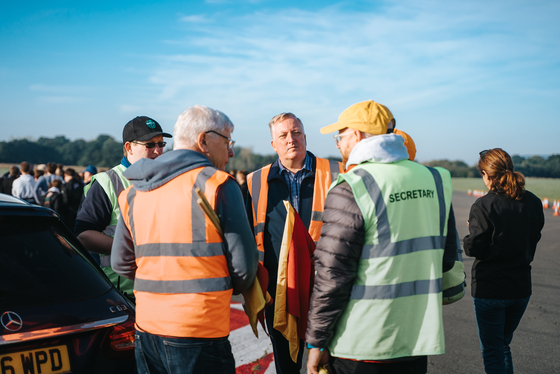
[464,148,544,374]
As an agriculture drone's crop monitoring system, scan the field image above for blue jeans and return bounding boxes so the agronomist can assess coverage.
[135,330,235,374]
[473,297,530,374]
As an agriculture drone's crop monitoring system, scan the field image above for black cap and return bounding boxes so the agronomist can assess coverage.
[122,116,172,143]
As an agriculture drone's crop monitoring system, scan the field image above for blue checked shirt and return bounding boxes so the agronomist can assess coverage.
[278,153,313,214]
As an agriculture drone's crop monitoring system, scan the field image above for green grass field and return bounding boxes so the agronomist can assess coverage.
[452,177,560,201]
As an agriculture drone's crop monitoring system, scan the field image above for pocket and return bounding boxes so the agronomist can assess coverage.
[134,333,151,374]
[162,339,213,373]
[475,298,504,309]
[163,339,213,348]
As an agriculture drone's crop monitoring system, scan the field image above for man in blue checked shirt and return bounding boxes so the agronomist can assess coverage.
[246,112,342,374]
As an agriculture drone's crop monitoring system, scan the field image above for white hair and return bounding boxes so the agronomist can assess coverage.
[174,105,234,148]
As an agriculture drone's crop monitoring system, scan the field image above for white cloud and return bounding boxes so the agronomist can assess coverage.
[158,3,557,100]
[180,14,211,23]
[119,0,560,158]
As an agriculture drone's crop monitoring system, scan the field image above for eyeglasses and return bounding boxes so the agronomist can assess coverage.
[132,141,167,149]
[205,130,236,149]
[333,132,353,145]
[479,150,489,158]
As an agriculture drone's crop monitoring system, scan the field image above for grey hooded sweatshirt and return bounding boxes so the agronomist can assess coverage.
[111,149,258,295]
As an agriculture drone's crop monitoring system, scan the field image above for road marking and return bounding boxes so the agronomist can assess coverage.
[231,302,276,373]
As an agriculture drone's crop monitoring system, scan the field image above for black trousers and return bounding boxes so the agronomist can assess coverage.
[331,356,428,374]
[265,304,304,374]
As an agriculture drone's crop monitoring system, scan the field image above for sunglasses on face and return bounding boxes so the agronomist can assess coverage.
[132,141,167,149]
[333,132,352,145]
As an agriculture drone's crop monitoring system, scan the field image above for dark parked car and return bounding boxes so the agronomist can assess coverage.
[0,193,136,373]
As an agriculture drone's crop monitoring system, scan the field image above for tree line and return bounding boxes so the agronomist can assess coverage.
[424,155,560,178]
[0,135,123,167]
[1,135,559,178]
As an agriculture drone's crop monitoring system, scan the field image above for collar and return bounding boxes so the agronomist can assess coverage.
[346,134,409,169]
[278,152,312,175]
[121,156,132,168]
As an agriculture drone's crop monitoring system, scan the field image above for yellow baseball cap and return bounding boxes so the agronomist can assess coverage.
[320,100,394,135]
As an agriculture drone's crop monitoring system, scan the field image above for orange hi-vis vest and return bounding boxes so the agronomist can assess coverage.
[247,157,343,263]
[119,166,233,338]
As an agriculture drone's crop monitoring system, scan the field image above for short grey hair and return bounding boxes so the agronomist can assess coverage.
[174,105,234,148]
[268,112,304,137]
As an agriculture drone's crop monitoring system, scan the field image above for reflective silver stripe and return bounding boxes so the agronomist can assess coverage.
[135,242,225,258]
[255,222,265,235]
[311,210,323,222]
[328,159,340,182]
[353,169,391,247]
[135,276,232,294]
[350,278,442,300]
[100,255,112,267]
[361,235,446,259]
[192,167,217,242]
[106,168,125,199]
[426,167,446,236]
[250,169,262,236]
[0,315,129,346]
[354,168,447,259]
[126,188,138,247]
[258,250,264,263]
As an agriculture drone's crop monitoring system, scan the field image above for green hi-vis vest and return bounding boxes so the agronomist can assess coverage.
[328,160,452,361]
[83,164,134,299]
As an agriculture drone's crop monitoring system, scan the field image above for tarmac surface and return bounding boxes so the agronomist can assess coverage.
[232,191,560,373]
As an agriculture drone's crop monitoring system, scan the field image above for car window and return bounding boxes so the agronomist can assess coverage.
[0,216,112,309]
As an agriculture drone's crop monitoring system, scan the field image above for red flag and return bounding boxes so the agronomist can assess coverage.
[274,201,316,362]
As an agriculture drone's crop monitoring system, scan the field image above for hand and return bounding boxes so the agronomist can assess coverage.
[307,348,330,374]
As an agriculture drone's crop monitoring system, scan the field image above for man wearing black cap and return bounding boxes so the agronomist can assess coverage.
[75,116,171,302]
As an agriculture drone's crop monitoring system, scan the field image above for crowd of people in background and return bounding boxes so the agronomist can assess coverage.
[0,161,93,229]
[0,160,251,228]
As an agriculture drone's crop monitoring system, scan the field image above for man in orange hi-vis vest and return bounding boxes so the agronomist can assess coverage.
[111,105,258,374]
[246,112,343,374]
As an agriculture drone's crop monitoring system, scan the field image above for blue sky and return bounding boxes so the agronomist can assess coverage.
[1,0,559,165]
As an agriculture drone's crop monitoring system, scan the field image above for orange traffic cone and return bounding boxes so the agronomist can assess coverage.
[542,198,549,209]
[553,202,559,217]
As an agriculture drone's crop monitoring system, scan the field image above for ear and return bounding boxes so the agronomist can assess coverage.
[197,132,209,153]
[124,142,133,155]
[355,129,366,141]
[270,139,277,153]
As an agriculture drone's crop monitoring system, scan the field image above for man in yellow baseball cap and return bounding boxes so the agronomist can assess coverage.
[306,100,459,374]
